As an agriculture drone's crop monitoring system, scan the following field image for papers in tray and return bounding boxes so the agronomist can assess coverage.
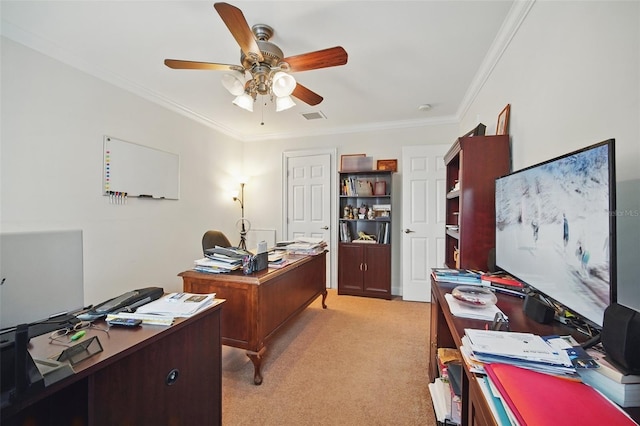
[136,292,216,317]
[444,293,503,321]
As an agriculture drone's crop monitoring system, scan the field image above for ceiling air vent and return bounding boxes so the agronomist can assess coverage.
[301,111,326,120]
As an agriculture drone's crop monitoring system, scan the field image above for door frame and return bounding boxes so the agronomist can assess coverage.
[282,148,338,289]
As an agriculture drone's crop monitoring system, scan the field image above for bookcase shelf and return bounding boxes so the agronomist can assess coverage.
[338,170,392,299]
[444,134,510,271]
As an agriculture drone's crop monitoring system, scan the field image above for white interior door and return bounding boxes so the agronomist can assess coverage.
[401,145,449,302]
[283,149,335,288]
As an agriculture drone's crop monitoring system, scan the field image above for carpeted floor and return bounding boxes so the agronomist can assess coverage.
[221,289,437,425]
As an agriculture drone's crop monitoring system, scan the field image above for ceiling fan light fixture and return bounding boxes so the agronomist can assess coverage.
[221,71,246,96]
[272,71,296,97]
[232,93,254,112]
[275,95,296,112]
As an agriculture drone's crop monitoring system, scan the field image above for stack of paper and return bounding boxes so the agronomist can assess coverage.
[136,292,216,318]
[463,329,577,378]
[281,237,327,255]
[193,256,242,273]
[267,252,305,269]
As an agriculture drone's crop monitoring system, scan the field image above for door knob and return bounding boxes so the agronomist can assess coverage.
[321,226,329,230]
[404,229,415,234]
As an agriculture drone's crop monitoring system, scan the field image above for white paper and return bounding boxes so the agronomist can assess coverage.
[136,292,215,317]
[444,293,504,321]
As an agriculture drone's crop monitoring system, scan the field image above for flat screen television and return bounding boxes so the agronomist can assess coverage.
[495,139,616,329]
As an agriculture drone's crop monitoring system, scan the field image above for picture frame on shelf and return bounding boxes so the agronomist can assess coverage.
[376,159,397,172]
[340,154,367,172]
[374,181,386,195]
[497,104,511,135]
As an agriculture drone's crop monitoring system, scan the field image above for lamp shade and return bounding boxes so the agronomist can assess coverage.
[222,71,246,96]
[272,72,296,97]
[233,93,254,112]
[275,95,296,112]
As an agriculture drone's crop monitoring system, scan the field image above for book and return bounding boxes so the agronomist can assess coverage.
[587,347,640,384]
[481,273,525,288]
[579,367,640,407]
[429,378,457,425]
[485,363,637,425]
[432,268,482,285]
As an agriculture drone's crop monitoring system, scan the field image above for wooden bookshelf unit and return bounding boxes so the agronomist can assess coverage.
[338,170,392,299]
[444,134,510,271]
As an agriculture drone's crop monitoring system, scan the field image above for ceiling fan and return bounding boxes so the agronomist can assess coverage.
[164,2,348,111]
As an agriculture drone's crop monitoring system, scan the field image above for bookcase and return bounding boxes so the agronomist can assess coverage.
[444,134,510,271]
[337,170,392,299]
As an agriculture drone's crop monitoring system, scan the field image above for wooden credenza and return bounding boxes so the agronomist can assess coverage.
[2,301,224,426]
[430,280,640,425]
[180,251,327,385]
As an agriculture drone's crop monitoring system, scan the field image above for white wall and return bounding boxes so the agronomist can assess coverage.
[460,1,640,309]
[2,0,638,307]
[242,125,459,295]
[1,38,244,304]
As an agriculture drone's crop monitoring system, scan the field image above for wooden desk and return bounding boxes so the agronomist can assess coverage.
[430,280,640,426]
[179,252,327,385]
[430,282,573,425]
[2,301,224,426]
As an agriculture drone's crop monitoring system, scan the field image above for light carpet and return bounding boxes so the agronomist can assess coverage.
[221,289,436,425]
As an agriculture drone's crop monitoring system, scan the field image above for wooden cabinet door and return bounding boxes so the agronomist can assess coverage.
[338,243,364,293]
[363,244,390,296]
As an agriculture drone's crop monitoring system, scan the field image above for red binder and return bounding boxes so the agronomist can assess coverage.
[484,363,637,425]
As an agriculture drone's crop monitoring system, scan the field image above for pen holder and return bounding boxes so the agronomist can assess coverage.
[242,255,255,275]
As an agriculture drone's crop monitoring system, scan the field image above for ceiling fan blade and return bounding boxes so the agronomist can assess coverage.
[292,83,323,106]
[283,47,348,73]
[164,59,238,71]
[214,2,263,63]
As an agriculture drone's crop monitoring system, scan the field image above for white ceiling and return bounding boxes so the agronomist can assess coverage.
[1,1,520,141]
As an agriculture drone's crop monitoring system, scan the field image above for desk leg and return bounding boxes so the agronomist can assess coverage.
[246,347,266,385]
[321,289,328,309]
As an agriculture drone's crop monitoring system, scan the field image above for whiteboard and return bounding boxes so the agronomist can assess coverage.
[103,136,180,199]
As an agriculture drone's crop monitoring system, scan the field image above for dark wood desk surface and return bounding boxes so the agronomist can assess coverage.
[433,281,581,349]
[3,301,224,426]
[430,281,640,425]
[180,251,327,384]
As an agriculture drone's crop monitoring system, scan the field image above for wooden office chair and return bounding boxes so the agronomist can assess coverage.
[202,230,232,253]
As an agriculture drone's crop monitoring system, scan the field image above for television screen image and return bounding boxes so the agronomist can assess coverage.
[495,140,616,327]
